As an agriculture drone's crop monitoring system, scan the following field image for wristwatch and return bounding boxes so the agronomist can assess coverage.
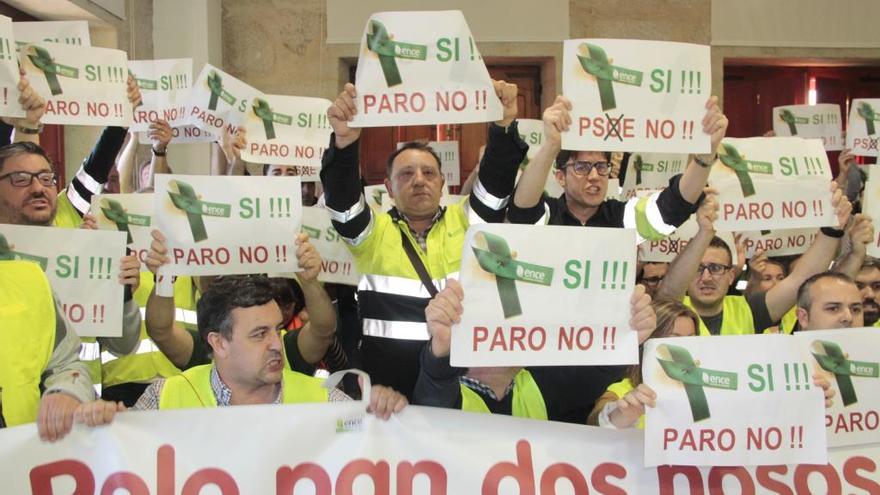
[15,123,43,134]
[693,154,716,168]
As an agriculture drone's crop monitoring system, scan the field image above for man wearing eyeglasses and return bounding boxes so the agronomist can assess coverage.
[508,95,727,241]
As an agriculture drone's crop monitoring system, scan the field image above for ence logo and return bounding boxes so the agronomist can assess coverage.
[575,43,643,112]
[656,344,738,422]
[778,109,809,136]
[99,198,151,244]
[366,19,427,87]
[811,340,879,407]
[718,143,774,197]
[26,45,79,96]
[472,231,553,319]
[166,180,231,243]
[252,97,292,140]
[0,233,49,270]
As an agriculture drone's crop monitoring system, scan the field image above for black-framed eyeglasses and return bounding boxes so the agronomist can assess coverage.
[697,263,731,276]
[0,171,58,188]
[639,276,664,286]
[564,160,610,177]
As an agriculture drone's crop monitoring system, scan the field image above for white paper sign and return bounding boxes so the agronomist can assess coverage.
[13,20,90,47]
[350,10,502,127]
[638,216,738,265]
[793,328,880,449]
[644,334,828,467]
[710,137,835,231]
[137,124,215,145]
[621,152,688,198]
[20,42,132,126]
[514,118,565,198]
[562,39,711,153]
[0,224,125,337]
[846,98,880,157]
[773,104,843,151]
[396,140,461,186]
[452,223,637,367]
[89,193,154,269]
[128,58,193,131]
[0,16,22,118]
[154,174,301,276]
[240,94,332,170]
[865,170,880,258]
[185,63,260,140]
[741,228,819,258]
[299,206,359,285]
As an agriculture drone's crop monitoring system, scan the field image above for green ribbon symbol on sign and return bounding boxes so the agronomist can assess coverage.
[167,180,232,243]
[136,77,158,90]
[252,98,292,140]
[656,344,738,422]
[27,46,79,96]
[632,155,654,185]
[301,225,322,239]
[718,143,773,197]
[778,109,809,136]
[206,71,236,111]
[100,198,151,244]
[366,19,427,87]
[0,233,49,270]
[576,43,643,112]
[811,340,879,407]
[857,102,879,136]
[471,231,554,319]
[372,189,387,208]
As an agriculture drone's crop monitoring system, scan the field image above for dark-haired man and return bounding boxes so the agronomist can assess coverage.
[795,272,863,331]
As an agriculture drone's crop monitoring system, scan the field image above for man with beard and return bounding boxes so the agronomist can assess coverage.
[855,258,880,327]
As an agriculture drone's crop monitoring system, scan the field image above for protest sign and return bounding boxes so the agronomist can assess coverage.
[1,401,877,494]
[451,223,637,367]
[128,58,192,131]
[709,137,835,231]
[637,216,738,265]
[154,174,301,276]
[643,334,828,466]
[0,224,125,337]
[773,103,843,151]
[794,328,880,449]
[89,193,154,268]
[0,16,22,119]
[741,228,818,258]
[397,140,460,186]
[847,98,880,157]
[865,170,880,258]
[621,152,688,198]
[514,118,564,198]
[13,20,90,47]
[350,10,502,127]
[19,42,131,126]
[239,94,332,172]
[295,206,359,285]
[562,39,711,153]
[185,63,260,140]
[137,124,214,145]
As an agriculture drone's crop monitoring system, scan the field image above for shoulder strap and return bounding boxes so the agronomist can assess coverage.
[400,232,439,297]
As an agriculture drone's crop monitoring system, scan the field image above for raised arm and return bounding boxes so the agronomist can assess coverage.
[832,214,874,278]
[143,229,194,368]
[10,71,46,145]
[292,233,338,364]
[677,96,728,204]
[117,131,139,193]
[512,95,570,209]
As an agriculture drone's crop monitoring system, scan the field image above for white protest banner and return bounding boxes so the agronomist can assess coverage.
[128,58,192,131]
[452,223,637,367]
[89,193,154,268]
[350,10,502,127]
[137,124,214,145]
[0,16,22,118]
[19,42,131,126]
[154,174,301,276]
[710,137,835,231]
[847,98,880,157]
[621,152,688,199]
[773,103,843,151]
[241,94,332,169]
[794,328,880,449]
[13,20,90,47]
[0,224,125,337]
[397,140,461,186]
[643,334,828,467]
[185,63,260,140]
[1,402,878,494]
[865,170,880,258]
[637,216,738,265]
[562,39,711,153]
[741,228,819,258]
[514,118,565,198]
[299,206,359,285]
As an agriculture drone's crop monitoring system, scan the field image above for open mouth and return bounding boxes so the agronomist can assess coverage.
[26,198,49,208]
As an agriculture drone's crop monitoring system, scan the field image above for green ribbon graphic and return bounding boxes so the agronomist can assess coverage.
[372,189,387,208]
[779,109,809,136]
[366,19,427,87]
[167,180,232,243]
[252,98,292,140]
[656,344,738,422]
[576,43,643,112]
[206,71,235,111]
[100,198,151,244]
[471,231,554,319]
[811,340,879,407]
[27,46,79,96]
[632,154,655,185]
[302,225,321,239]
[0,234,48,270]
[718,143,774,197]
[136,77,158,90]
[857,102,879,136]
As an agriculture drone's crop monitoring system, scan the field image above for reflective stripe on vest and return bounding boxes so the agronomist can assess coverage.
[158,364,328,409]
[606,378,644,429]
[683,295,756,336]
[459,369,548,420]
[0,261,56,426]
